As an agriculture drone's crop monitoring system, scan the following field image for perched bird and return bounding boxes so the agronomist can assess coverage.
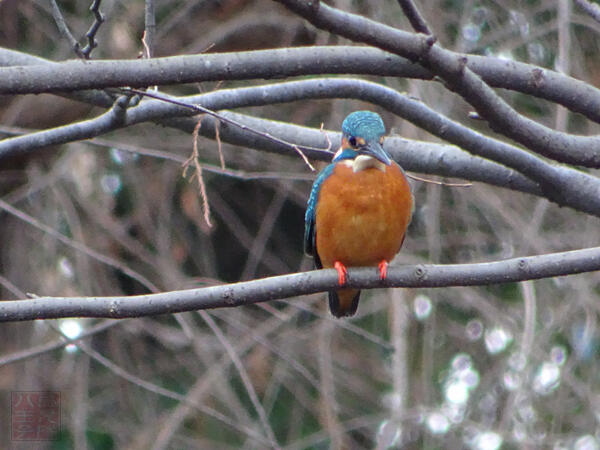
[304,111,413,317]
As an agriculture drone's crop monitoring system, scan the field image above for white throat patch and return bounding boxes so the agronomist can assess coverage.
[351,155,387,173]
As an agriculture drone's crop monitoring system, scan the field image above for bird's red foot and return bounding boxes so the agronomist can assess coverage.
[334,261,348,286]
[378,260,389,280]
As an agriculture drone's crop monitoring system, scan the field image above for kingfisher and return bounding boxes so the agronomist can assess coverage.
[304,111,413,317]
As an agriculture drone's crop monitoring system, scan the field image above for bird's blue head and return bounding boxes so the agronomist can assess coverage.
[339,111,391,166]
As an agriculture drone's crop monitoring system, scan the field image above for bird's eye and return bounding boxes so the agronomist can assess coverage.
[348,136,357,147]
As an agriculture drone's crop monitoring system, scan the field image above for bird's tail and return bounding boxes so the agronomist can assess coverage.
[328,289,361,318]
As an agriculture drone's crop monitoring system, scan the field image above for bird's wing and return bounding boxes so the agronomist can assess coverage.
[304,163,335,268]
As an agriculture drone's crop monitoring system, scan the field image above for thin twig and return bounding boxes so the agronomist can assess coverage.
[200,312,280,448]
[69,337,271,444]
[317,321,345,448]
[0,198,158,292]
[123,87,317,171]
[144,0,156,57]
[151,310,303,449]
[0,125,313,183]
[556,0,571,132]
[214,120,225,169]
[140,31,158,91]
[49,0,84,57]
[0,319,123,367]
[141,31,151,59]
[396,0,432,34]
[319,122,333,152]
[0,274,24,298]
[216,312,320,386]
[183,117,213,227]
[406,173,472,187]
[81,0,104,58]
[498,280,537,432]
[141,1,159,92]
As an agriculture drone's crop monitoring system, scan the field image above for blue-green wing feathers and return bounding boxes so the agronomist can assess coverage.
[304,163,335,267]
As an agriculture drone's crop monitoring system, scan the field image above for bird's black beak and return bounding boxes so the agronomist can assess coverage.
[359,141,392,166]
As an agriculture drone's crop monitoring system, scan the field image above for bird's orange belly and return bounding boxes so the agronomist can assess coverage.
[315,163,413,269]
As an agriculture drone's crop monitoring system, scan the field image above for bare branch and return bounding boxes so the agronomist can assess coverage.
[272,0,600,168]
[49,0,104,59]
[71,337,271,445]
[396,0,432,35]
[0,116,541,200]
[0,198,158,292]
[169,112,542,197]
[81,0,104,58]
[2,246,600,322]
[200,312,280,448]
[574,0,600,24]
[144,0,156,57]
[186,117,213,227]
[0,319,122,366]
[0,94,131,159]
[3,78,600,217]
[124,87,318,170]
[0,46,424,95]
[3,3,600,445]
[49,0,84,57]
[3,46,600,128]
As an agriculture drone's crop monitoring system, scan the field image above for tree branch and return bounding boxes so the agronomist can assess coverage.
[2,246,600,322]
[49,0,85,58]
[3,78,600,217]
[0,197,158,292]
[3,46,600,127]
[144,0,156,57]
[0,110,540,199]
[166,113,543,197]
[81,0,104,59]
[0,94,133,159]
[0,319,122,366]
[0,48,115,106]
[574,0,600,24]
[396,0,432,35]
[0,46,424,94]
[272,0,600,168]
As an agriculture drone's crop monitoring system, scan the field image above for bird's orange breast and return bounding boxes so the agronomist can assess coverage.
[315,162,413,269]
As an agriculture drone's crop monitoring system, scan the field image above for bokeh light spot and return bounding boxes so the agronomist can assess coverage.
[533,362,560,395]
[426,412,450,435]
[466,320,483,340]
[485,327,513,354]
[574,435,599,450]
[100,173,122,194]
[471,431,503,450]
[60,319,83,340]
[462,24,481,43]
[413,294,432,320]
[57,256,74,279]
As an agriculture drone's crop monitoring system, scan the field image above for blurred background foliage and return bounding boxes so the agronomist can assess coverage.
[1,0,600,449]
